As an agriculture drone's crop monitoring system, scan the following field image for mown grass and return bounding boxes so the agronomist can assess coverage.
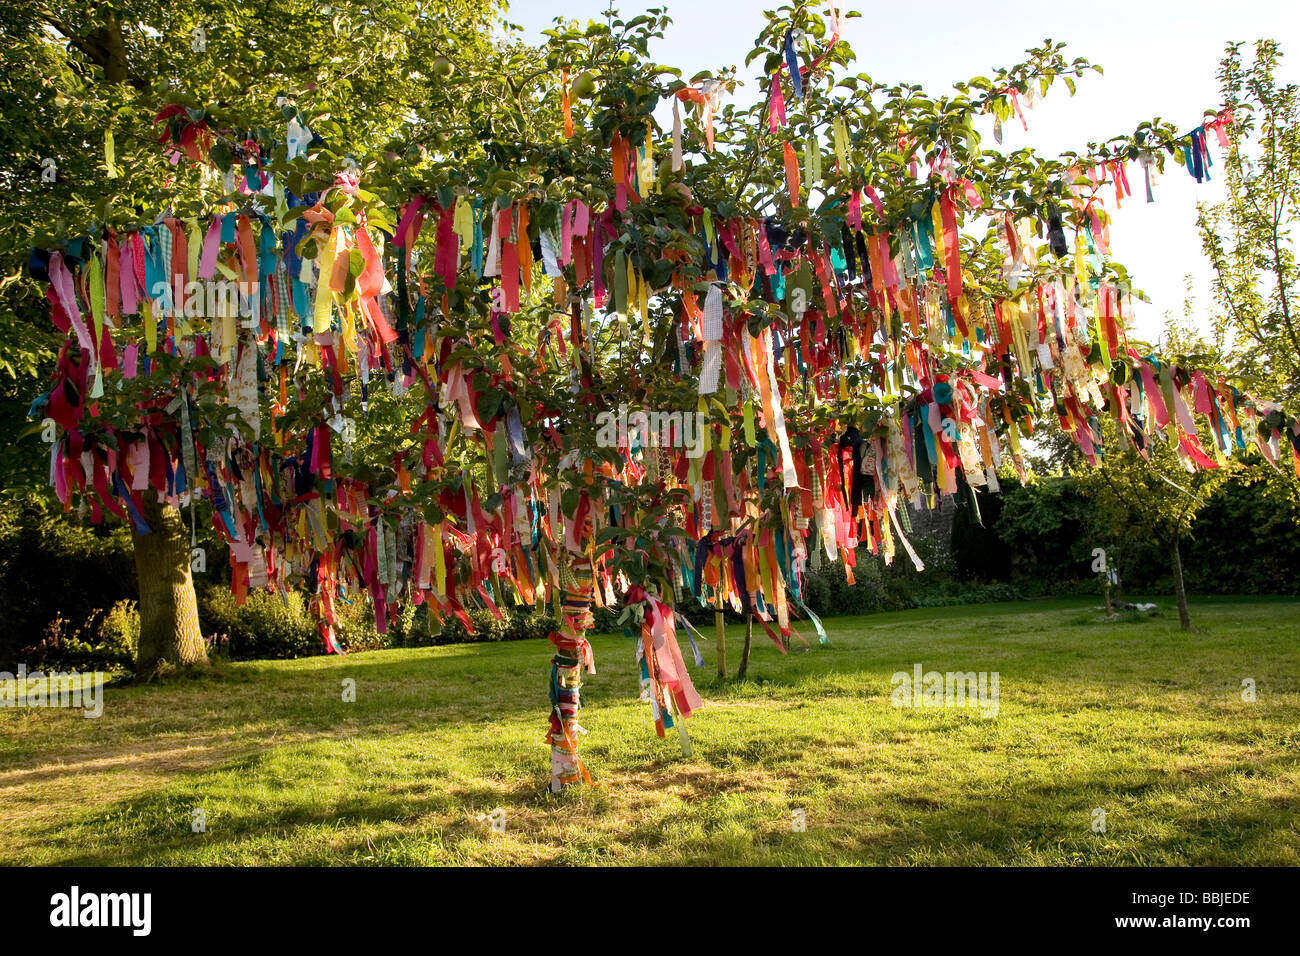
[0,596,1296,865]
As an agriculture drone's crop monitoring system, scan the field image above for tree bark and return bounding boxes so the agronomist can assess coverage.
[1170,537,1191,631]
[132,491,207,678]
[714,609,727,680]
[737,613,754,680]
[90,13,133,87]
[44,10,149,92]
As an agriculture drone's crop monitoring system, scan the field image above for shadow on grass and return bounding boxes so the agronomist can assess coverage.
[20,703,1300,866]
[32,733,1300,868]
[4,594,1294,778]
[4,595,1297,864]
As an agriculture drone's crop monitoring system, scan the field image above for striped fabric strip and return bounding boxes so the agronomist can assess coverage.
[274,261,291,342]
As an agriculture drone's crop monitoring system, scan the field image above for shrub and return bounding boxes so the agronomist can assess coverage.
[951,484,1011,581]
[16,604,136,673]
[908,581,1024,608]
[0,497,137,668]
[803,555,887,616]
[425,607,560,645]
[1184,468,1300,595]
[198,586,319,660]
[99,599,140,661]
[591,605,622,634]
[992,475,1095,589]
[333,596,399,653]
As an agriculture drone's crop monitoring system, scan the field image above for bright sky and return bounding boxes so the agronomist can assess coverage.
[505,0,1298,342]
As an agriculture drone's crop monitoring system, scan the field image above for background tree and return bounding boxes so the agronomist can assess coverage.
[1197,39,1300,404]
[1079,321,1235,629]
[12,0,1259,690]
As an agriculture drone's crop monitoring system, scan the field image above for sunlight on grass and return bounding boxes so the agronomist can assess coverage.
[0,596,1296,865]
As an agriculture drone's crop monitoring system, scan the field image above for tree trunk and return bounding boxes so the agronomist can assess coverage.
[1170,537,1191,631]
[93,13,133,86]
[52,10,149,92]
[714,609,727,680]
[737,613,754,681]
[132,491,207,678]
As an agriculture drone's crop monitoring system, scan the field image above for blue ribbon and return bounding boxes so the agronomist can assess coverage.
[784,29,803,101]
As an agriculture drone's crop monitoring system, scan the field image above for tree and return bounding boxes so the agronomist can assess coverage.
[1197,40,1300,405]
[22,0,1284,783]
[1079,321,1235,629]
[1083,426,1231,629]
[3,0,533,676]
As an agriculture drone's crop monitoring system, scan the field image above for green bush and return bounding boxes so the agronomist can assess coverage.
[198,586,319,660]
[195,585,562,659]
[991,475,1095,589]
[333,596,399,653]
[591,605,623,634]
[803,555,889,615]
[99,599,140,661]
[19,615,134,673]
[1184,468,1300,595]
[0,496,137,668]
[421,607,560,646]
[988,465,1300,598]
[200,586,417,660]
[908,581,1023,607]
[952,483,1012,581]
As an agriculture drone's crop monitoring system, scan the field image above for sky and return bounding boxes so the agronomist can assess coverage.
[503,0,1298,341]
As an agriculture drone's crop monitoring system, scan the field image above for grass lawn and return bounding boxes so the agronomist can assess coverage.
[0,596,1296,866]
